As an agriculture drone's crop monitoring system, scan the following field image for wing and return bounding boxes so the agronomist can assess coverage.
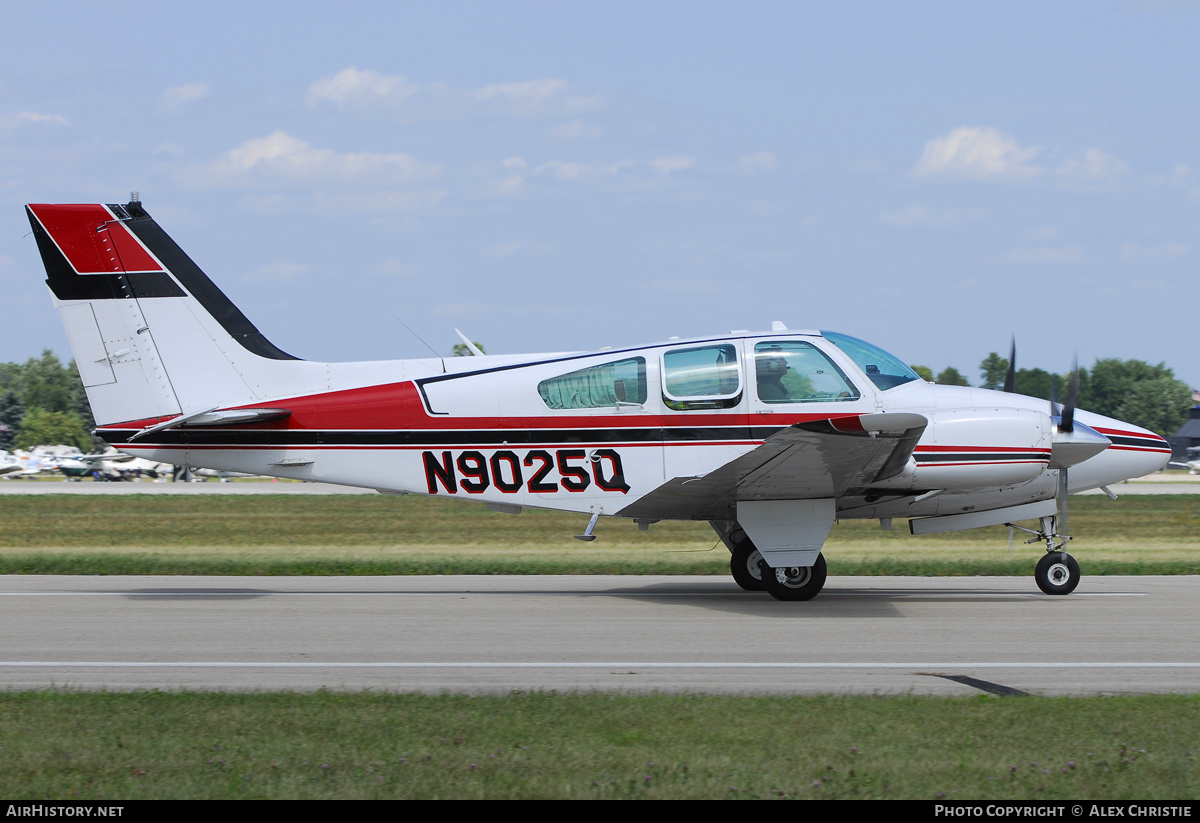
[617,412,927,521]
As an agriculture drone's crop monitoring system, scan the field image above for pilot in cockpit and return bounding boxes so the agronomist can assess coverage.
[756,346,790,401]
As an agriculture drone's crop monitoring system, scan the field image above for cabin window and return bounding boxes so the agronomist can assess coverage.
[754,341,859,403]
[661,343,742,410]
[538,357,647,409]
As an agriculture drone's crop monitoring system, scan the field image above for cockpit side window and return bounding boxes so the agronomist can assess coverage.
[821,331,921,391]
[661,343,742,410]
[754,341,859,403]
[538,357,647,409]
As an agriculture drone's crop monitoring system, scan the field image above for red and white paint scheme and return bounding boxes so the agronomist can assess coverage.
[26,198,1171,600]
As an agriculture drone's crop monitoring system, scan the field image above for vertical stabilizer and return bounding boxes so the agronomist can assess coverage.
[26,199,307,427]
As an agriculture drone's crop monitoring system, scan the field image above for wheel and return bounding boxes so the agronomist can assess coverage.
[730,541,766,591]
[761,553,827,601]
[1035,551,1080,595]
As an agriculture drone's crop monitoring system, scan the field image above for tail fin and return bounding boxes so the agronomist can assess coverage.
[26,198,303,427]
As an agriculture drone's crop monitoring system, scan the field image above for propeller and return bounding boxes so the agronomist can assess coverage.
[1002,336,1016,393]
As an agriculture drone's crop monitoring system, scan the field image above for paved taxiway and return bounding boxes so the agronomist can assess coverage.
[1,574,1196,696]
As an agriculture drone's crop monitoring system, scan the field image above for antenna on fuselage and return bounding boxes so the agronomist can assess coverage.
[394,316,443,358]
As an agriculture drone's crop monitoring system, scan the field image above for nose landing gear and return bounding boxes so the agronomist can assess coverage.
[1009,511,1081,596]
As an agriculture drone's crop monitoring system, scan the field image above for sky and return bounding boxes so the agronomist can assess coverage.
[2,1,1198,388]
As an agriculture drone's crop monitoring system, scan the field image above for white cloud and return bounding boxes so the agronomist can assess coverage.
[160,82,210,111]
[306,67,420,107]
[914,127,1041,179]
[1121,242,1186,263]
[881,205,976,227]
[551,119,603,139]
[1,110,69,134]
[483,240,556,259]
[201,131,437,184]
[305,69,601,119]
[536,160,588,181]
[1057,148,1129,182]
[532,159,633,182]
[471,78,569,103]
[1000,246,1085,264]
[651,156,695,174]
[17,111,70,126]
[739,151,778,173]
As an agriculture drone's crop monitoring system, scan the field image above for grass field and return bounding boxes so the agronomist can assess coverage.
[1,692,1196,800]
[0,492,1196,576]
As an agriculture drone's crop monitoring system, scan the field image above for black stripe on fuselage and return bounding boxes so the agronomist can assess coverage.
[914,452,1049,464]
[1106,434,1170,451]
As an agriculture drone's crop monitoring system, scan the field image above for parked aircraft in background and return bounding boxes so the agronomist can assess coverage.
[0,454,22,476]
[1,445,85,478]
[1169,446,1200,474]
[26,198,1172,599]
[56,448,174,481]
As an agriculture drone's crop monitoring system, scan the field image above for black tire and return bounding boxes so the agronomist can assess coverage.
[730,541,766,591]
[1035,551,1080,595]
[761,553,827,601]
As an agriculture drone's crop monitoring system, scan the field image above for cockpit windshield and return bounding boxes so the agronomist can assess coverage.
[821,331,921,391]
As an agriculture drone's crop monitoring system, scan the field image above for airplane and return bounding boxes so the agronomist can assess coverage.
[0,453,23,477]
[1168,446,1200,474]
[56,448,174,481]
[24,197,1172,600]
[0,445,84,478]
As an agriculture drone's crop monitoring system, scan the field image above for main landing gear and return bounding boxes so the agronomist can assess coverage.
[716,524,829,601]
[761,553,827,602]
[729,539,766,592]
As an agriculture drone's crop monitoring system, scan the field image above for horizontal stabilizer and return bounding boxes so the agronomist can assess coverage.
[128,407,292,441]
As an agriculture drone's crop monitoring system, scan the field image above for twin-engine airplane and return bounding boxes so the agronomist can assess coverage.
[25,197,1172,600]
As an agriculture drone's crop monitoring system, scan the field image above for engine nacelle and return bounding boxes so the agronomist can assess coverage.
[874,407,1051,491]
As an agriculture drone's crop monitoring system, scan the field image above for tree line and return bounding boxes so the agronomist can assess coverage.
[911,354,1193,437]
[0,351,97,452]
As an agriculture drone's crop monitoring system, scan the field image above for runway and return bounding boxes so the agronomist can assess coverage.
[1,574,1197,696]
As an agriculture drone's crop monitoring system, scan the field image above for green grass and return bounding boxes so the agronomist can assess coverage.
[1,493,1197,576]
[0,691,1195,800]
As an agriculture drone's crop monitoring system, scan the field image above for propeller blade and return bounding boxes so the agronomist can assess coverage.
[1003,336,1016,393]
[1061,357,1079,434]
